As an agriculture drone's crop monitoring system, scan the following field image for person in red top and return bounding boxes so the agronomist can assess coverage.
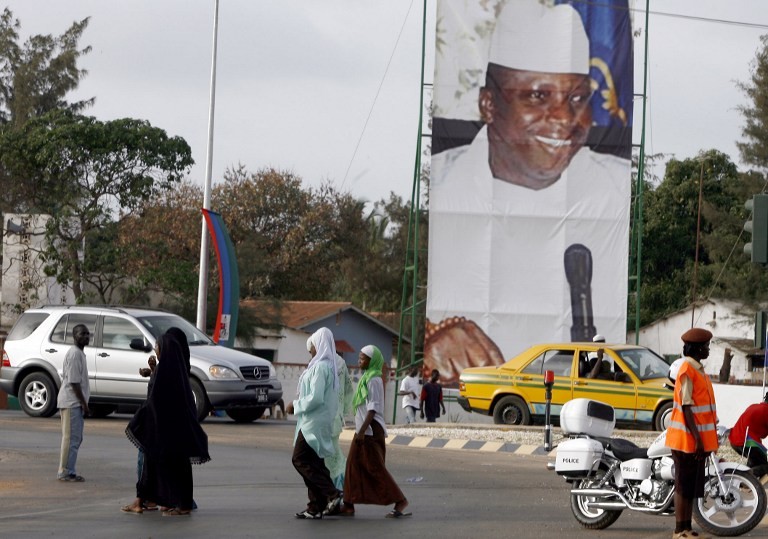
[729,393,768,481]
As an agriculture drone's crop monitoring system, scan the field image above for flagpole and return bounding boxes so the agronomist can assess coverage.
[196,0,220,331]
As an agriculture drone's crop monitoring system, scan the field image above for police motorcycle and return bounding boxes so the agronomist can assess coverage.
[547,398,767,536]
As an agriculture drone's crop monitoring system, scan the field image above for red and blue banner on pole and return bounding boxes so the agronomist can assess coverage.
[202,208,240,348]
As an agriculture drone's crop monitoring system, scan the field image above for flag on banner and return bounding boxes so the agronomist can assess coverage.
[202,209,240,348]
[560,0,633,156]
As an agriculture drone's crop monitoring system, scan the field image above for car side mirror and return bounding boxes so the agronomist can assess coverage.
[130,338,153,353]
[615,372,631,383]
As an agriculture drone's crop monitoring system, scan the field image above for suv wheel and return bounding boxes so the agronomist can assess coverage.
[19,372,58,418]
[226,407,266,423]
[189,378,210,422]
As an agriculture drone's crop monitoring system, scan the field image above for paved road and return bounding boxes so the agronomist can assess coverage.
[1,410,767,538]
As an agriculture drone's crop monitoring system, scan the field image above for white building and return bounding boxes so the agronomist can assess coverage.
[1,214,75,328]
[628,299,762,383]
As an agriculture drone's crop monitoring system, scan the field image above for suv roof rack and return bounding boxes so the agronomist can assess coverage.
[36,304,170,315]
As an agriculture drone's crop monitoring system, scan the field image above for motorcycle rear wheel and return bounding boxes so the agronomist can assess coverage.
[694,469,767,537]
[570,472,623,530]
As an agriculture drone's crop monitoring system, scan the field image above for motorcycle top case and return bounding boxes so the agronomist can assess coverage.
[555,438,603,476]
[560,399,615,438]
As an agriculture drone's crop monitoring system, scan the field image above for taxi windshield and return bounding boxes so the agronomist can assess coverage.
[616,348,670,381]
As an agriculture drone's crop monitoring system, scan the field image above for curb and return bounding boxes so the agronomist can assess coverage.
[339,429,551,456]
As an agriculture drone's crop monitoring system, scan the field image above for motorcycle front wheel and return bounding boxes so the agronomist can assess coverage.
[694,469,767,537]
[570,471,623,530]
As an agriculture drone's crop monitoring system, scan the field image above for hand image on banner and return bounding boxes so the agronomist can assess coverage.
[202,209,240,348]
[426,0,633,386]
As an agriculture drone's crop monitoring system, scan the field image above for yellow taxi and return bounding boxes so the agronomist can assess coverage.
[457,343,674,430]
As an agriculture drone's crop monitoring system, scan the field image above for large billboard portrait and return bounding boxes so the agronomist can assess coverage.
[426,0,633,384]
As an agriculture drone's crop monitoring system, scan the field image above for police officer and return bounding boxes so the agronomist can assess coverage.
[665,328,718,539]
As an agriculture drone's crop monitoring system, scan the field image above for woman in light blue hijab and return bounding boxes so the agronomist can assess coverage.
[312,336,354,492]
[286,327,342,519]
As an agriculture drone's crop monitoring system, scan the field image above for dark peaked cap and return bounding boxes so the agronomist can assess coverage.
[681,328,713,343]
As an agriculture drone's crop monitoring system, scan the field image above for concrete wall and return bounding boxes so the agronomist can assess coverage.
[628,300,754,358]
[627,299,762,383]
[1,214,75,328]
[275,363,491,426]
[275,360,768,430]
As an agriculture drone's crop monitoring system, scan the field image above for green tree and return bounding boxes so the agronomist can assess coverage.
[334,192,428,313]
[212,166,369,300]
[637,150,768,325]
[737,34,768,171]
[117,179,203,313]
[0,8,92,126]
[0,110,194,301]
[0,8,94,214]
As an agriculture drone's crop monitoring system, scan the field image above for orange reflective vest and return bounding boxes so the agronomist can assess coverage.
[666,358,718,453]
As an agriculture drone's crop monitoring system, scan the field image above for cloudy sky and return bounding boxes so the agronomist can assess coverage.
[4,1,768,203]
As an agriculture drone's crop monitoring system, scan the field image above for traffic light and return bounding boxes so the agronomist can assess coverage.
[756,310,768,348]
[744,194,768,264]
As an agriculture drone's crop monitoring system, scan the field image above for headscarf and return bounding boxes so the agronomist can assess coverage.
[353,344,384,409]
[126,334,210,465]
[301,327,339,391]
[166,326,191,374]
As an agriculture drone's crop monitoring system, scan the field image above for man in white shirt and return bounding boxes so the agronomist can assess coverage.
[397,366,421,424]
[57,324,91,482]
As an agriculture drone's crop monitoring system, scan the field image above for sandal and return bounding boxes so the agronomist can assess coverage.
[141,502,158,511]
[386,509,412,518]
[121,504,143,514]
[162,508,191,517]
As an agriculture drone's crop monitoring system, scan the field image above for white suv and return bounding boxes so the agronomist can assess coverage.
[0,306,282,422]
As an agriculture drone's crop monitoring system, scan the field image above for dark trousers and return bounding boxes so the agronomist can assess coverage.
[731,443,768,477]
[292,430,338,512]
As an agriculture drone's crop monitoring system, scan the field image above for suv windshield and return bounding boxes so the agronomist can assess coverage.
[136,315,213,345]
[616,348,670,381]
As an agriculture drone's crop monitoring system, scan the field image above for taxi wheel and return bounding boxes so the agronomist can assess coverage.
[493,396,531,425]
[653,401,673,431]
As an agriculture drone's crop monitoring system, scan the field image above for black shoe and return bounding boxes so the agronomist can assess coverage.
[324,496,342,516]
[295,510,322,519]
[58,474,85,482]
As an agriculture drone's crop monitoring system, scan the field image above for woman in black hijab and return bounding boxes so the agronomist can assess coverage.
[124,333,210,516]
[166,326,191,374]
